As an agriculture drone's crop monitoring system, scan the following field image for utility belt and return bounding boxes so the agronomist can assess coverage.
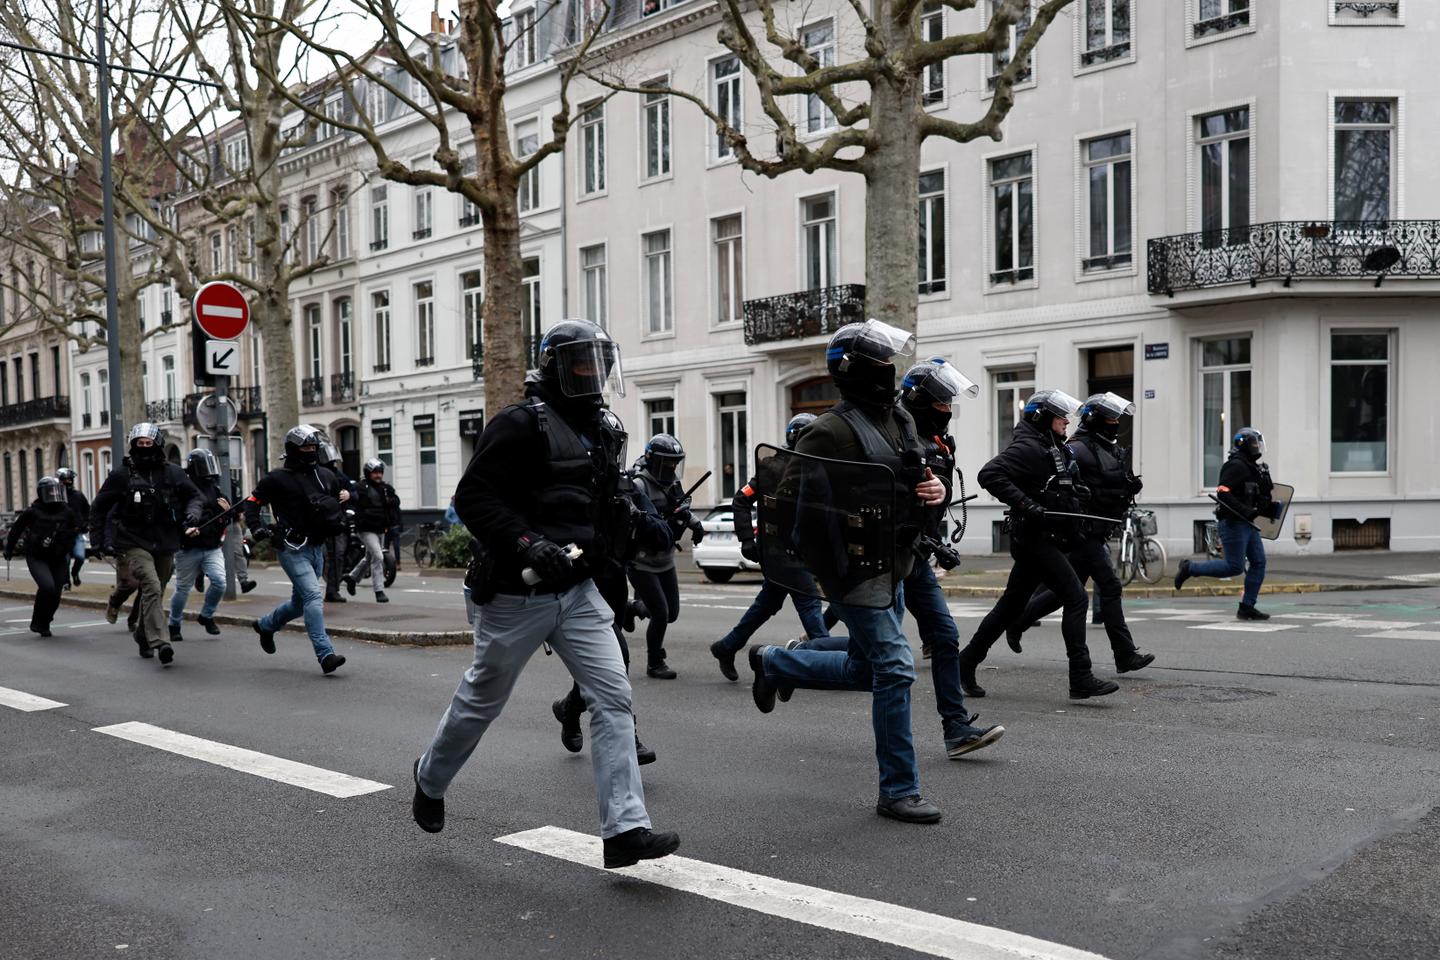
[466,538,592,603]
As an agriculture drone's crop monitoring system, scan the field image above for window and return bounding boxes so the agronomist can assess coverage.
[0,362,6,404]
[226,226,238,274]
[412,167,433,240]
[372,290,392,371]
[303,196,320,263]
[306,304,323,379]
[337,298,353,376]
[417,424,438,506]
[323,95,344,139]
[522,258,542,368]
[1,452,9,511]
[370,184,389,250]
[13,356,23,402]
[580,244,607,328]
[81,373,91,423]
[137,291,147,332]
[712,215,744,324]
[712,57,742,160]
[1331,332,1390,472]
[918,171,947,295]
[28,353,39,400]
[642,80,671,180]
[992,367,1036,456]
[279,205,291,263]
[921,4,945,104]
[461,270,484,358]
[250,328,263,387]
[643,229,673,335]
[646,397,676,438]
[990,0,1033,87]
[414,281,435,365]
[18,450,27,498]
[98,369,108,423]
[1334,100,1395,222]
[580,102,606,195]
[81,451,93,499]
[101,448,111,477]
[1199,336,1252,487]
[1083,132,1132,272]
[51,346,59,395]
[374,424,393,467]
[333,189,350,258]
[459,157,481,226]
[513,8,537,69]
[642,0,680,16]
[223,136,250,174]
[990,152,1034,285]
[801,193,837,290]
[209,233,222,273]
[802,21,836,133]
[1195,0,1250,38]
[1082,0,1131,66]
[163,355,175,401]
[1197,107,1250,243]
[245,219,257,279]
[515,121,540,213]
[715,391,748,501]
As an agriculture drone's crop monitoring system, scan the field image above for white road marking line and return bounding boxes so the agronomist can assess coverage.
[1312,619,1422,631]
[0,685,67,712]
[685,603,753,611]
[1159,613,1234,622]
[0,605,32,613]
[92,722,391,798]
[1363,630,1440,641]
[1190,623,1299,633]
[5,618,32,623]
[1386,573,1440,583]
[1277,613,1362,620]
[496,825,1110,960]
[64,620,112,629]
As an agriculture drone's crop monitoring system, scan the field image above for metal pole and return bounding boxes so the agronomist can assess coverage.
[95,9,125,458]
[215,374,238,600]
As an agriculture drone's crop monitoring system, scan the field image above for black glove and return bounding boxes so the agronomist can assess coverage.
[519,535,573,584]
[1128,475,1144,495]
[1020,500,1047,522]
[740,539,759,563]
[251,525,273,543]
[689,521,705,545]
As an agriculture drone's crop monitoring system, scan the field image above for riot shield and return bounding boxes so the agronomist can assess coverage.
[1253,482,1295,540]
[754,443,898,610]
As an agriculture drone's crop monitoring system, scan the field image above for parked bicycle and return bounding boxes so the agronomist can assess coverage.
[412,521,444,569]
[1200,519,1225,561]
[1112,506,1167,585]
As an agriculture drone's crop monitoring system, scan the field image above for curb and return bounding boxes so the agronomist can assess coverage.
[936,580,1416,599]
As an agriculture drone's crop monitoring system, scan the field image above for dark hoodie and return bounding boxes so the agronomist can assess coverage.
[90,459,205,555]
[6,500,80,559]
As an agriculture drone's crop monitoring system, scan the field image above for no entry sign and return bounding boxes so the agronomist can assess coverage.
[192,281,251,340]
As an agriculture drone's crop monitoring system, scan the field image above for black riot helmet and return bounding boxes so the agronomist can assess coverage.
[363,458,385,477]
[784,413,817,449]
[284,424,324,465]
[55,466,76,487]
[318,436,342,468]
[37,476,66,505]
[187,448,221,481]
[1079,392,1136,443]
[642,433,685,484]
[900,358,978,436]
[128,422,165,466]
[1021,389,1083,431]
[826,319,917,405]
[1232,427,1265,461]
[536,319,624,401]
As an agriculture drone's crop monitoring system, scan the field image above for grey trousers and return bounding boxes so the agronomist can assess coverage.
[121,547,175,649]
[417,580,650,839]
[346,531,386,592]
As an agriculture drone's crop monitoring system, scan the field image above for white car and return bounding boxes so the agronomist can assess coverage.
[691,506,761,583]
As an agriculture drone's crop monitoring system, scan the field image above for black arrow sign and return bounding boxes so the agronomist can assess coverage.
[212,347,235,368]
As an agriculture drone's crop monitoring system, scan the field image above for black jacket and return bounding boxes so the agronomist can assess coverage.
[629,469,685,573]
[89,461,205,556]
[244,461,347,543]
[1214,453,1274,522]
[188,478,231,551]
[65,488,90,528]
[352,479,401,534]
[979,420,1081,543]
[1067,429,1140,525]
[6,502,80,560]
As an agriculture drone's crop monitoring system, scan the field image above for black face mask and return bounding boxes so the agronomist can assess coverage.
[1090,419,1121,442]
[905,401,950,438]
[837,357,897,406]
[131,444,163,466]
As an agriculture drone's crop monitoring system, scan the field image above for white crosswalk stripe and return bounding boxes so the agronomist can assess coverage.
[0,685,67,712]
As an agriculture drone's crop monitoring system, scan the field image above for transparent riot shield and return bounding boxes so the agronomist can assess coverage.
[1253,482,1294,541]
[753,443,898,610]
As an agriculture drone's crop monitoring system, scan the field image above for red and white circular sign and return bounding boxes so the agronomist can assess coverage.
[192,281,251,340]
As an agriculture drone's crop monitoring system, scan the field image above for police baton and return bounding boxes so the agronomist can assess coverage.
[1040,510,1126,525]
[193,499,246,533]
[672,471,714,512]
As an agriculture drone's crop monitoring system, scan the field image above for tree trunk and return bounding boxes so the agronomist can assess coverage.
[112,252,146,432]
[480,190,526,416]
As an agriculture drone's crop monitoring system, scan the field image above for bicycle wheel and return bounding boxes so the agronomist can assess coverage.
[1137,538,1168,584]
[383,550,397,587]
[413,538,432,569]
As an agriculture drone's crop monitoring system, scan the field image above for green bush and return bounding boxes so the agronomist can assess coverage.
[434,523,473,568]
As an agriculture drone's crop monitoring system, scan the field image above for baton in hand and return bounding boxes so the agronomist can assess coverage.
[1040,510,1125,525]
[672,470,714,512]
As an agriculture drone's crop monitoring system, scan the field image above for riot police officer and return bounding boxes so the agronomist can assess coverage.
[55,467,89,586]
[1175,427,1276,619]
[747,319,947,824]
[411,319,680,869]
[89,423,205,665]
[167,450,232,642]
[344,458,401,603]
[956,390,1120,700]
[628,433,704,679]
[320,436,355,603]
[1007,393,1155,674]
[5,477,81,636]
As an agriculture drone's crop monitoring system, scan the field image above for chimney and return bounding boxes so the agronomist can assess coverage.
[430,6,442,34]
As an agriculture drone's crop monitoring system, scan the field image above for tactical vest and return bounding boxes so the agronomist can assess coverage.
[522,399,624,552]
[1075,434,1131,516]
[833,401,928,550]
[24,506,74,558]
[119,467,175,531]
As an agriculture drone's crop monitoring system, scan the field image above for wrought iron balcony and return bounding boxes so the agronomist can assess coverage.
[1080,41,1130,67]
[331,371,355,405]
[143,398,184,423]
[369,239,388,252]
[743,283,866,346]
[458,211,480,228]
[82,412,92,429]
[1335,1,1398,16]
[1194,10,1250,38]
[0,395,69,427]
[1147,220,1440,295]
[301,376,325,407]
[471,343,483,381]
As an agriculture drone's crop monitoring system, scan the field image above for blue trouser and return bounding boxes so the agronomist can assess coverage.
[169,547,226,624]
[259,543,335,661]
[762,587,919,799]
[1188,518,1267,606]
[718,579,827,653]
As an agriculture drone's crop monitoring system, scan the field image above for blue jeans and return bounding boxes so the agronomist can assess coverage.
[259,543,335,661]
[169,547,226,624]
[718,580,827,653]
[763,588,919,799]
[902,563,970,728]
[1189,518,1267,606]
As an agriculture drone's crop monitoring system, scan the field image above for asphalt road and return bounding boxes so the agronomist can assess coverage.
[3,582,1440,960]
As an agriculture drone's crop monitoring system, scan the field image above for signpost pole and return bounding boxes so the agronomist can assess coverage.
[215,373,239,600]
[193,282,250,602]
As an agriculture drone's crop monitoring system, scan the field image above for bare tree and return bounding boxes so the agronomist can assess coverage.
[587,0,1073,331]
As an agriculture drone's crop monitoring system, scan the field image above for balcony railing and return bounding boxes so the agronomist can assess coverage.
[182,387,264,429]
[1194,10,1250,38]
[301,376,325,407]
[471,343,483,381]
[331,371,355,404]
[743,284,865,346]
[82,412,92,429]
[0,395,69,427]
[1335,1,1399,16]
[143,398,184,423]
[1080,41,1130,67]
[1148,220,1440,295]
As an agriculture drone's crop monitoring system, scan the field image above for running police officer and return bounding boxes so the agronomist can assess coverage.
[957,390,1121,701]
[55,467,89,587]
[320,436,354,604]
[344,458,400,604]
[627,433,704,679]
[1006,393,1155,674]
[1175,427,1276,620]
[411,319,680,870]
[89,423,205,666]
[167,449,232,642]
[244,424,352,674]
[708,413,827,682]
[5,477,81,637]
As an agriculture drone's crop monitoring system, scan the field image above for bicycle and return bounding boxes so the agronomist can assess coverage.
[1112,506,1167,585]
[412,521,444,569]
[1200,520,1225,560]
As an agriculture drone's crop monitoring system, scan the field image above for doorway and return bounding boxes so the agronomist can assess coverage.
[789,376,839,418]
[1086,346,1136,454]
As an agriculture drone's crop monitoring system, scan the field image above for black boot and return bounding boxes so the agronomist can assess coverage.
[1237,603,1270,621]
[411,758,444,833]
[169,622,184,643]
[634,717,656,766]
[709,640,738,682]
[134,628,153,659]
[1069,673,1119,699]
[646,660,677,680]
[197,616,221,636]
[1006,623,1024,654]
[240,579,258,594]
[603,827,680,869]
[958,650,986,698]
[552,695,584,753]
[1116,651,1156,673]
[1174,559,1192,591]
[749,645,778,713]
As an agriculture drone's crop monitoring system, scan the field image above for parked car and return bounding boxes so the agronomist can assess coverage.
[691,505,760,584]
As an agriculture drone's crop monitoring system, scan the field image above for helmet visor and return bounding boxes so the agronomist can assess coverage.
[849,319,917,365]
[189,449,221,478]
[39,480,65,504]
[923,363,980,403]
[552,338,624,399]
[1085,391,1135,420]
[319,440,340,465]
[1029,389,1084,419]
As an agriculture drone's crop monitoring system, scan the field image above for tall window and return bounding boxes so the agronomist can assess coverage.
[98,369,108,423]
[802,21,836,133]
[1334,100,1395,222]
[303,196,319,263]
[81,373,91,424]
[245,219,257,278]
[515,120,540,212]
[306,304,323,379]
[1083,0,1131,65]
[460,157,481,225]
[522,258,542,368]
[1199,336,1252,487]
[374,424,393,466]
[921,4,945,104]
[18,450,27,499]
[412,168,433,239]
[990,0,1033,85]
[323,95,344,138]
[1331,332,1390,473]
[50,346,59,395]
[279,206,291,264]
[226,226,238,274]
[712,57,742,160]
[249,328,262,387]
[414,281,435,364]
[1083,132,1132,272]
[646,397,676,438]
[337,298,353,376]
[642,80,671,180]
[1198,107,1250,242]
[29,353,39,400]
[370,184,389,250]
[162,355,176,401]
[801,193,837,290]
[0,362,6,404]
[918,171,947,295]
[993,367,1036,456]
[461,270,484,358]
[712,215,744,324]
[715,391,748,501]
[372,290,392,371]
[137,292,147,332]
[2,452,10,511]
[1196,0,1250,37]
[81,451,93,498]
[643,229,673,334]
[512,8,537,69]
[990,152,1034,285]
[417,424,438,506]
[580,102,606,195]
[580,245,608,328]
[209,233,222,273]
[13,356,23,402]
[333,189,350,258]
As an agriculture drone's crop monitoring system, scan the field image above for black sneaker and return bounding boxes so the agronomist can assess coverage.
[156,642,175,666]
[72,572,81,587]
[1116,652,1156,673]
[343,576,357,597]
[134,629,153,658]
[34,625,52,637]
[254,622,276,654]
[709,640,738,682]
[958,652,986,698]
[1006,624,1024,654]
[321,653,346,674]
[1069,674,1120,699]
[602,827,680,869]
[876,795,942,824]
[1237,603,1270,621]
[634,735,657,766]
[943,721,1005,759]
[240,579,258,594]
[411,758,444,833]
[105,604,119,624]
[168,623,184,643]
[198,616,221,636]
[749,646,777,713]
[325,592,347,604]
[921,640,932,661]
[646,661,677,680]
[1174,559,1192,592]
[552,696,583,753]
[375,592,390,604]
